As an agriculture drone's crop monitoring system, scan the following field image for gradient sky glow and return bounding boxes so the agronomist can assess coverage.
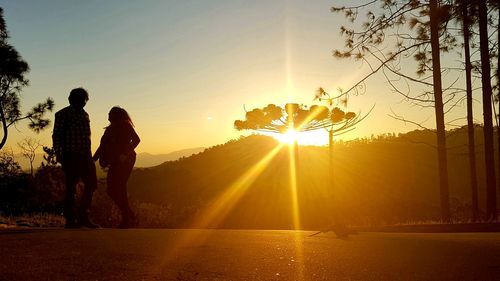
[1,0,484,154]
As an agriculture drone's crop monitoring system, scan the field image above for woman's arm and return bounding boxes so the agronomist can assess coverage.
[129,126,140,151]
[124,124,140,154]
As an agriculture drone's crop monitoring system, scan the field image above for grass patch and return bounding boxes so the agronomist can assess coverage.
[0,213,64,228]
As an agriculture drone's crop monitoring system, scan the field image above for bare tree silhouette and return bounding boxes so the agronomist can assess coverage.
[329,0,461,220]
[17,137,41,176]
[477,0,497,220]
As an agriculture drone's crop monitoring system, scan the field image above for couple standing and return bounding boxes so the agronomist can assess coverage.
[52,88,140,229]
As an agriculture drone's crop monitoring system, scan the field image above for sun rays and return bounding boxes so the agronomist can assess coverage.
[288,141,301,231]
[153,105,340,279]
[190,143,286,229]
[154,142,288,269]
[158,94,367,278]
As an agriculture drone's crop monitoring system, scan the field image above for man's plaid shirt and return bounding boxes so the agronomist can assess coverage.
[52,106,91,155]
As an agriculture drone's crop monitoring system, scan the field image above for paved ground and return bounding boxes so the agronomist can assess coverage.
[1,229,499,281]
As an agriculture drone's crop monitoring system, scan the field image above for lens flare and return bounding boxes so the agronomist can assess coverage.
[276,129,299,144]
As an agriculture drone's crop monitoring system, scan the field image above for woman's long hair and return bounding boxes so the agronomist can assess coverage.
[108,106,134,127]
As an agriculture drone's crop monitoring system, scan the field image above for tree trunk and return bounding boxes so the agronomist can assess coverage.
[430,0,450,221]
[478,0,497,220]
[293,140,299,171]
[328,129,346,232]
[329,130,334,191]
[0,101,8,150]
[328,130,337,220]
[462,2,479,221]
[497,4,500,222]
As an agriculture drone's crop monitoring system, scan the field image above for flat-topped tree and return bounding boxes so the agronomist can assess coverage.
[234,102,366,172]
[234,103,361,137]
[235,102,368,236]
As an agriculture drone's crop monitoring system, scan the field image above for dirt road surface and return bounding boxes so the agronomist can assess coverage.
[1,229,499,280]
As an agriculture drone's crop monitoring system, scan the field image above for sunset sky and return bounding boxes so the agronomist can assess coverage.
[2,0,483,154]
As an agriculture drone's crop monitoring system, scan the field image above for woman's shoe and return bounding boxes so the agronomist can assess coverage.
[118,209,137,229]
[118,219,133,229]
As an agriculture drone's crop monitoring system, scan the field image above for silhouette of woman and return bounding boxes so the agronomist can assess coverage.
[93,106,140,228]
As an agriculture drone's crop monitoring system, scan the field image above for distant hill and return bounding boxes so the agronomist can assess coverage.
[12,147,205,171]
[135,147,205,167]
[128,127,498,229]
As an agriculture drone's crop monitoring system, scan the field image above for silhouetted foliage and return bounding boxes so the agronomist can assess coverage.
[0,148,21,177]
[0,7,54,150]
[41,146,58,167]
[32,165,64,212]
[0,148,37,214]
[0,145,64,214]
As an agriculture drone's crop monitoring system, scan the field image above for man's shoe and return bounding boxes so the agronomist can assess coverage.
[64,220,81,229]
[118,220,131,229]
[78,216,101,229]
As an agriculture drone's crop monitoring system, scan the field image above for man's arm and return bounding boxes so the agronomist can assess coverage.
[52,111,64,163]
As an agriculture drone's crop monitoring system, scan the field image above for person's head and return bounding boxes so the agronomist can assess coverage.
[108,106,133,126]
[68,88,89,109]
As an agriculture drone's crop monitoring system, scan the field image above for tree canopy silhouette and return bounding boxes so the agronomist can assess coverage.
[0,7,54,150]
[234,103,361,136]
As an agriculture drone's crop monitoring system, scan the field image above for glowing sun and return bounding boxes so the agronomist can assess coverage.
[275,129,299,144]
[274,129,328,146]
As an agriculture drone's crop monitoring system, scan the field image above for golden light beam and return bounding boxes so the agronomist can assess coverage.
[283,8,306,279]
[155,88,324,278]
[288,142,305,281]
[151,142,287,275]
[288,143,301,230]
[189,142,285,229]
[284,106,328,281]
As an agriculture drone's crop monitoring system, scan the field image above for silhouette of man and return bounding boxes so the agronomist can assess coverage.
[53,88,99,228]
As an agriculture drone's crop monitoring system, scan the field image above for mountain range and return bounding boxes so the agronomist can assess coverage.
[127,128,498,229]
[13,147,205,171]
[135,147,205,167]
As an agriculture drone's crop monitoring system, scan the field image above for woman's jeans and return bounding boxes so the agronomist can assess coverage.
[107,153,136,222]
